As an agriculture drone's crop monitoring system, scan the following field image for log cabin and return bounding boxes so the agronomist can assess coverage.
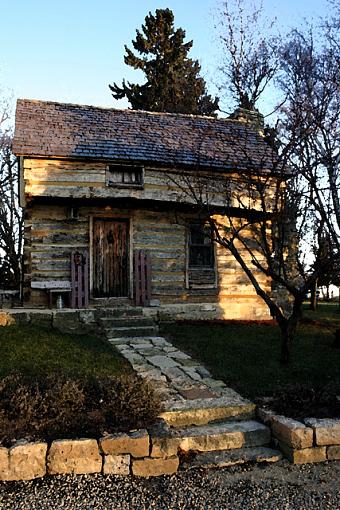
[13,99,279,320]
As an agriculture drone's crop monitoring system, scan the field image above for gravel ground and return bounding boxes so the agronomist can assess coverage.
[0,460,339,510]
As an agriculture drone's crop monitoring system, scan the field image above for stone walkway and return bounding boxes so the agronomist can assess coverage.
[109,336,255,426]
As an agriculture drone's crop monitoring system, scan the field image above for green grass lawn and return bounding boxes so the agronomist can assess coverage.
[302,301,340,326]
[160,303,340,399]
[0,324,130,379]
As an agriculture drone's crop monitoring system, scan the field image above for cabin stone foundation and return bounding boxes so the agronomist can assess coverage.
[0,301,272,338]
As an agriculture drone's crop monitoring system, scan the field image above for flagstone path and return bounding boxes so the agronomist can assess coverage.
[108,335,255,426]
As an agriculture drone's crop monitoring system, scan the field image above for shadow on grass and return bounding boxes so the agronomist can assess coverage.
[160,319,340,399]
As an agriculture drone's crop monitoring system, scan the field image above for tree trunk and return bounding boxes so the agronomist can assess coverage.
[278,297,303,364]
[310,279,318,311]
[279,324,294,364]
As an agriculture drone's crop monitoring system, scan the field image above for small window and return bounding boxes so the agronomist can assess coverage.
[188,223,214,268]
[107,164,144,188]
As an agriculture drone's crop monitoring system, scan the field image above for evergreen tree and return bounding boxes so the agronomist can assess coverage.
[109,8,219,116]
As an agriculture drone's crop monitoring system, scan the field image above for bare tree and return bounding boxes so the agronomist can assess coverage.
[168,112,336,363]
[0,94,24,290]
[217,0,280,112]
[278,18,340,253]
[169,2,337,363]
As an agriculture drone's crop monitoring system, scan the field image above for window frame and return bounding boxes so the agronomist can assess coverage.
[188,222,215,269]
[186,222,217,290]
[106,163,144,189]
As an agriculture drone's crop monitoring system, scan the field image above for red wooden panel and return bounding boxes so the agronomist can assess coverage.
[77,257,82,308]
[145,252,152,306]
[140,250,146,305]
[71,250,76,309]
[70,250,90,309]
[134,249,151,307]
[134,250,141,306]
[84,252,89,308]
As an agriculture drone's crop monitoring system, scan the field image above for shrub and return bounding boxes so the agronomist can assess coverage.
[257,383,340,420]
[0,372,162,444]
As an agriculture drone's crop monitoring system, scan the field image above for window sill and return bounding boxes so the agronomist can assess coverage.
[106,183,144,190]
[189,284,217,289]
[188,267,215,271]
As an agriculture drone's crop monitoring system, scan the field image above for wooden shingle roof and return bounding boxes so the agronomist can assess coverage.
[13,99,277,171]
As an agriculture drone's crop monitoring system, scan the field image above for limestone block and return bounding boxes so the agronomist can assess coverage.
[0,441,47,481]
[327,445,340,460]
[256,407,276,425]
[271,415,313,449]
[100,430,149,458]
[103,454,130,475]
[53,311,95,335]
[0,447,9,480]
[150,420,269,458]
[79,310,95,323]
[132,456,179,477]
[30,312,52,328]
[160,401,255,427]
[186,447,282,470]
[279,442,327,464]
[304,418,340,446]
[151,430,244,458]
[47,439,102,475]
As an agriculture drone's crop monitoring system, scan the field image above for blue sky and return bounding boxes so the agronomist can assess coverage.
[0,0,330,113]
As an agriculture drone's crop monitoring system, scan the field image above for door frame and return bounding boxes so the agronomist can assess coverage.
[89,215,133,299]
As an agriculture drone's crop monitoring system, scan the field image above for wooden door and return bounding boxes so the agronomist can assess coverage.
[93,219,129,297]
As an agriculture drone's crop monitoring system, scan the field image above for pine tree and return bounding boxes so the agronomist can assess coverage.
[109,8,219,116]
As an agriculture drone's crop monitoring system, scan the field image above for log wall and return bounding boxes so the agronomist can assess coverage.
[23,204,271,319]
[22,158,237,207]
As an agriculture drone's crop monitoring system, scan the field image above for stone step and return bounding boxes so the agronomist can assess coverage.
[182,446,282,470]
[101,317,155,328]
[98,307,144,318]
[107,336,166,347]
[149,420,270,458]
[159,395,256,427]
[105,326,159,338]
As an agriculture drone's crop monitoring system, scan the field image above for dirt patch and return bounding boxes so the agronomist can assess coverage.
[256,385,340,421]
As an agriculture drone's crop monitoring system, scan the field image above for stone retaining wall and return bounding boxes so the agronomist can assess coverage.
[0,429,180,481]
[258,409,340,464]
[2,416,339,481]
